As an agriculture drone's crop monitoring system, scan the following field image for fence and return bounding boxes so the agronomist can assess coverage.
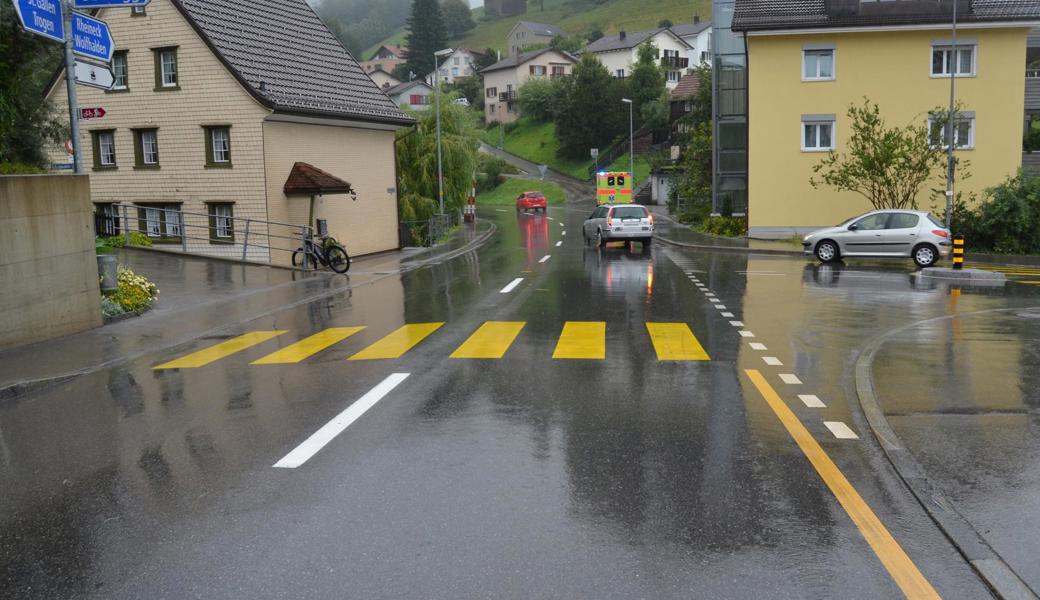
[399,211,462,247]
[94,203,311,267]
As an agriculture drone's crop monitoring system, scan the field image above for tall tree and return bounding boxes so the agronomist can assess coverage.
[628,41,665,128]
[441,0,476,39]
[404,0,447,77]
[321,16,364,58]
[473,48,499,72]
[554,54,627,159]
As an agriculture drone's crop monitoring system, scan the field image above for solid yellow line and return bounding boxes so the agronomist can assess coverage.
[347,323,444,360]
[552,321,606,359]
[1016,280,1040,285]
[154,331,287,369]
[744,369,940,600]
[451,321,525,359]
[251,327,366,364]
[646,323,710,361]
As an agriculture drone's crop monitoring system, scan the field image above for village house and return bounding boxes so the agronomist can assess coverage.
[670,17,713,65]
[507,21,563,56]
[480,48,576,124]
[386,80,435,112]
[583,28,692,87]
[429,48,486,85]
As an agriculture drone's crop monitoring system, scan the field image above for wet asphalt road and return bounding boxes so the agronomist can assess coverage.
[4,191,1040,598]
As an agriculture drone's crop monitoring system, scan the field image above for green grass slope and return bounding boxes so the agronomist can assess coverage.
[477,178,565,206]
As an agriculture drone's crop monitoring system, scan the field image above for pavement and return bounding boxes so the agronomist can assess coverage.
[5,156,1040,598]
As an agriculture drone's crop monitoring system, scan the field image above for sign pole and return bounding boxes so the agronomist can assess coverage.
[62,0,82,173]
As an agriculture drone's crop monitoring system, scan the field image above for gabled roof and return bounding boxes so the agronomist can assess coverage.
[584,27,691,53]
[670,20,712,38]
[480,47,577,74]
[514,21,564,37]
[384,80,433,97]
[670,72,702,99]
[283,162,354,195]
[171,0,413,126]
[370,45,406,59]
[733,0,1040,33]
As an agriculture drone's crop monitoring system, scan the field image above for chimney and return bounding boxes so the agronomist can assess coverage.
[619,30,626,41]
[694,15,700,24]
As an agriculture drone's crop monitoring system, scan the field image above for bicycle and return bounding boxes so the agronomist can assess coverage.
[292,235,351,273]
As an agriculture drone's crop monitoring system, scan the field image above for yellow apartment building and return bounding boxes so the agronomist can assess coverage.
[732,0,1039,237]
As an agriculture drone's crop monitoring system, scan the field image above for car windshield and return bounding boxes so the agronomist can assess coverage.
[612,207,647,219]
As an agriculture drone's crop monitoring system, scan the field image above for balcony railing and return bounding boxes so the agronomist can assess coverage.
[1028,69,1040,79]
[499,90,518,102]
[660,56,689,69]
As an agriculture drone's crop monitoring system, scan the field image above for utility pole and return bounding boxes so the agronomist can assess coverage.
[944,0,959,229]
[62,0,82,173]
[621,98,634,182]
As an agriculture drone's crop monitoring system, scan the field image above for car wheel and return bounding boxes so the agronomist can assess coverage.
[815,240,839,263]
[597,229,606,248]
[913,244,938,268]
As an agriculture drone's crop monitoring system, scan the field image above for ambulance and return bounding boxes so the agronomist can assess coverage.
[596,172,633,205]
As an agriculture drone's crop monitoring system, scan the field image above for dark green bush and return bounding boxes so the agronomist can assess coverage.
[697,216,746,238]
[958,173,1040,254]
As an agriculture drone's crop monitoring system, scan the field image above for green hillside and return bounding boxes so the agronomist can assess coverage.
[364,0,710,59]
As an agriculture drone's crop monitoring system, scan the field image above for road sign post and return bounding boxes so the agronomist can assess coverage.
[62,0,82,173]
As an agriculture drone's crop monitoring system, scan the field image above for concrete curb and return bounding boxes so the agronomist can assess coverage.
[655,232,804,257]
[853,309,1040,600]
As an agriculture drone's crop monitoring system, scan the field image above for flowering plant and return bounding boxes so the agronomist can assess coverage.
[108,267,159,312]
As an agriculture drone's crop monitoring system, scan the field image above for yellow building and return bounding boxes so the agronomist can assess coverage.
[733,0,1039,238]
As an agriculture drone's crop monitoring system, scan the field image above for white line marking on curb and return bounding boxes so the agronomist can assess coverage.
[762,356,782,366]
[739,330,755,338]
[715,305,727,310]
[799,394,826,408]
[274,373,410,468]
[729,321,744,327]
[779,373,802,385]
[539,255,551,263]
[721,312,734,318]
[824,421,859,439]
[749,342,767,350]
[555,241,562,247]
[500,278,524,293]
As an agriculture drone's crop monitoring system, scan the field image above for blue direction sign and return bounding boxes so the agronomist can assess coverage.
[71,12,114,62]
[11,0,65,43]
[74,0,149,7]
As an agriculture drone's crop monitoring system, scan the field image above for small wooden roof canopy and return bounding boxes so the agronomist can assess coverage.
[283,162,355,195]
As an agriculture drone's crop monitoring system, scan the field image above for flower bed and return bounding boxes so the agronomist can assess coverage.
[102,267,159,322]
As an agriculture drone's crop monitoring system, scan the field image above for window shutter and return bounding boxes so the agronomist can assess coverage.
[133,130,143,167]
[203,127,213,165]
[91,131,101,170]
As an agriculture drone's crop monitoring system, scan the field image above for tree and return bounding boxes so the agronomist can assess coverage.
[446,75,483,110]
[810,99,949,210]
[473,48,499,72]
[0,1,66,169]
[517,78,560,122]
[404,0,447,78]
[628,41,665,128]
[322,16,363,58]
[554,54,627,159]
[441,0,476,39]
[587,28,605,43]
[641,90,671,131]
[669,121,713,222]
[550,34,584,55]
[658,18,673,27]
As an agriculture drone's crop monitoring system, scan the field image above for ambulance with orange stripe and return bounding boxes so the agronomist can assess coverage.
[596,171,633,205]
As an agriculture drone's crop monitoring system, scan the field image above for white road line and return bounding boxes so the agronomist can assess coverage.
[721,312,734,318]
[561,231,566,236]
[762,356,782,366]
[495,209,507,212]
[779,373,802,385]
[824,421,859,439]
[739,330,755,338]
[715,305,727,310]
[559,222,564,226]
[749,342,767,350]
[799,394,826,408]
[539,255,551,263]
[500,278,524,293]
[555,241,562,247]
[729,321,744,327]
[273,373,410,469]
[547,217,554,220]
[705,293,716,298]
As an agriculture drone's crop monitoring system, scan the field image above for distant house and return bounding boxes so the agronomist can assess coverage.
[386,80,435,112]
[583,28,692,87]
[368,68,402,90]
[360,58,406,79]
[670,17,712,65]
[429,48,486,85]
[669,71,702,122]
[480,48,576,124]
[507,21,563,56]
[370,45,406,61]
[485,0,527,18]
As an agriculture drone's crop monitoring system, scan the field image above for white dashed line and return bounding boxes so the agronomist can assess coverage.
[539,255,551,263]
[715,305,727,310]
[721,312,734,318]
[559,222,565,227]
[555,241,562,247]
[799,394,826,408]
[705,293,716,297]
[729,321,744,327]
[824,421,859,439]
[739,330,755,338]
[762,356,782,366]
[749,342,767,350]
[547,217,554,221]
[561,231,566,236]
[779,373,802,385]
[500,278,524,293]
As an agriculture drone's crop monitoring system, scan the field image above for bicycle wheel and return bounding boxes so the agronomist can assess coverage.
[326,246,350,274]
[292,249,317,269]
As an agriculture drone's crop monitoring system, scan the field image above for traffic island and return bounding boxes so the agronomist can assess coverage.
[915,267,1007,285]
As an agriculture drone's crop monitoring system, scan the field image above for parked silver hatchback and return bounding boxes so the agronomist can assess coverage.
[802,210,952,268]
[582,204,654,248]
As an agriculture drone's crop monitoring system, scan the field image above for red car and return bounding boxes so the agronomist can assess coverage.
[516,191,548,212]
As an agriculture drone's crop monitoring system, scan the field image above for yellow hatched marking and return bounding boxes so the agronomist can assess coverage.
[745,370,939,599]
[1017,280,1040,285]
[552,322,606,360]
[451,321,525,359]
[348,323,444,360]
[646,323,710,361]
[252,327,366,365]
[154,331,287,369]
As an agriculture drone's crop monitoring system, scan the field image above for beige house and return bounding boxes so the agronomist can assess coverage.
[481,48,576,124]
[429,48,486,85]
[584,28,691,87]
[368,68,402,90]
[507,21,563,56]
[46,0,413,263]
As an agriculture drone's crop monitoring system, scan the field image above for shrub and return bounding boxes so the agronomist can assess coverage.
[101,296,125,317]
[107,267,159,312]
[477,154,507,192]
[99,231,153,248]
[697,216,746,238]
[959,173,1040,254]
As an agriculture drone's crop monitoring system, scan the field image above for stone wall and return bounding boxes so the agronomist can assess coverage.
[0,175,102,349]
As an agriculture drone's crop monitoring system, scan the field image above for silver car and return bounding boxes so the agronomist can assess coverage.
[802,209,952,268]
[582,204,654,247]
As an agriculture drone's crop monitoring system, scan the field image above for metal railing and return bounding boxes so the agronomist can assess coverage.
[1028,69,1040,79]
[399,211,461,247]
[661,56,689,69]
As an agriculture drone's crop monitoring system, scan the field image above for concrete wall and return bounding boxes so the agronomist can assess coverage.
[0,175,102,350]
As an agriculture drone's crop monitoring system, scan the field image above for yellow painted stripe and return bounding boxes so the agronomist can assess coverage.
[744,370,940,600]
[154,331,287,369]
[251,327,365,364]
[348,323,444,360]
[552,321,606,359]
[646,323,710,361]
[451,321,525,359]
[1016,280,1040,285]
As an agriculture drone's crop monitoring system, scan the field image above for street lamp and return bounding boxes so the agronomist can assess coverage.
[434,48,454,216]
[621,98,634,184]
[944,0,959,229]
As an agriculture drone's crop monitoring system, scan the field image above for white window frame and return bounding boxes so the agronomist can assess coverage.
[930,43,976,78]
[667,70,680,83]
[214,205,233,238]
[801,116,835,152]
[802,46,835,82]
[99,132,116,165]
[164,208,181,237]
[211,128,230,163]
[112,52,127,89]
[928,113,975,150]
[141,130,158,165]
[615,68,625,78]
[160,49,177,87]
[143,207,161,237]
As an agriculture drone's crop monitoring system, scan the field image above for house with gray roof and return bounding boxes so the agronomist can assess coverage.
[46,0,414,263]
[480,48,576,124]
[583,28,692,88]
[670,17,713,65]
[507,21,564,56]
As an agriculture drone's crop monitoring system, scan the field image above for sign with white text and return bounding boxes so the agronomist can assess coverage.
[73,0,149,7]
[71,12,114,62]
[11,0,64,43]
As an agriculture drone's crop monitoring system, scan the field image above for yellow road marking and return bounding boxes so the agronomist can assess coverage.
[552,321,606,359]
[252,327,366,364]
[154,331,287,369]
[451,321,525,359]
[745,370,940,600]
[348,323,444,360]
[1016,280,1040,285]
[646,323,710,361]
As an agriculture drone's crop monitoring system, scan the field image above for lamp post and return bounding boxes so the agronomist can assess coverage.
[621,98,634,183]
[944,0,959,229]
[434,48,454,215]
